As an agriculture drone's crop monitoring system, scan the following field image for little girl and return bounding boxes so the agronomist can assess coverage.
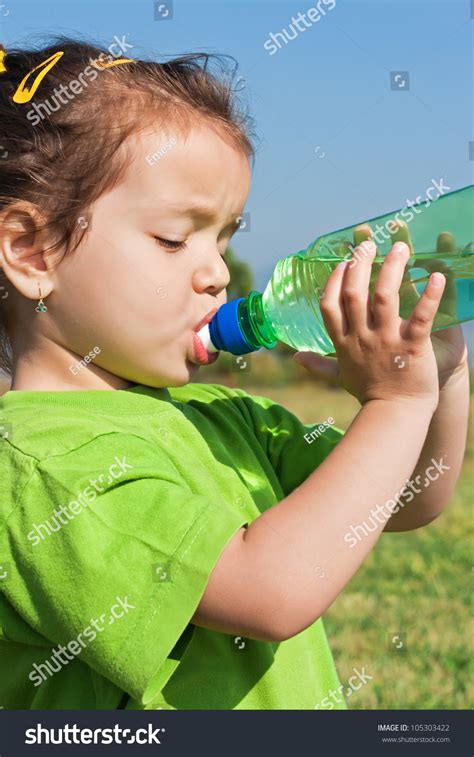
[0,38,468,710]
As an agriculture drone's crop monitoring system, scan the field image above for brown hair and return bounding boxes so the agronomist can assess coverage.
[0,36,256,376]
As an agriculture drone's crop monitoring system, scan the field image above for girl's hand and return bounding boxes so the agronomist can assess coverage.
[294,237,444,411]
[392,222,468,388]
[295,326,468,393]
[294,222,468,394]
[430,325,468,390]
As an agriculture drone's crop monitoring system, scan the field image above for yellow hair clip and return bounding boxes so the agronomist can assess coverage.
[13,51,64,104]
[90,56,135,70]
[10,49,135,105]
[0,47,7,74]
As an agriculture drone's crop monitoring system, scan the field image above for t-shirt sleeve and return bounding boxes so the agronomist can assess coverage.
[7,432,247,705]
[230,388,346,497]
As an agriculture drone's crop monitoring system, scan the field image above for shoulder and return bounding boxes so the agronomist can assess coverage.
[169,382,256,417]
[169,382,249,404]
[0,406,156,467]
[169,383,299,441]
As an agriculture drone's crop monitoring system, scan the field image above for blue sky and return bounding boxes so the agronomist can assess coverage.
[1,0,472,294]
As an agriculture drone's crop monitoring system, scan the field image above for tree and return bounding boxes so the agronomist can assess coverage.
[223,246,254,299]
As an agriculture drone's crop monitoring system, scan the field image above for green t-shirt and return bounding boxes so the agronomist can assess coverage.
[0,382,346,710]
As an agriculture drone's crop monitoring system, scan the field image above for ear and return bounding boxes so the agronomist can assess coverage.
[0,202,58,301]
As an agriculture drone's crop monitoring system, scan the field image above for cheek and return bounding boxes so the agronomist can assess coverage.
[61,234,130,297]
[152,275,194,332]
[139,293,193,353]
[58,232,192,350]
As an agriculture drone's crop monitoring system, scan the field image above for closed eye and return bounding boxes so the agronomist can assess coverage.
[155,237,187,252]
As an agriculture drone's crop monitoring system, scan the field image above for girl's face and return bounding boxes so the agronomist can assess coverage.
[45,123,251,389]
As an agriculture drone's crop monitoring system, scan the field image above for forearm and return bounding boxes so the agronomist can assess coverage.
[384,362,470,531]
[241,397,435,640]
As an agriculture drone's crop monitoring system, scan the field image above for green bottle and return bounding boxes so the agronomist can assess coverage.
[197,185,474,357]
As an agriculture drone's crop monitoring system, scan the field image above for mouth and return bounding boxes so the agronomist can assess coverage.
[188,307,220,366]
[192,307,218,333]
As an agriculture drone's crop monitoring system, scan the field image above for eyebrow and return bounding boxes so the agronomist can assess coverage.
[163,202,243,226]
[177,203,220,220]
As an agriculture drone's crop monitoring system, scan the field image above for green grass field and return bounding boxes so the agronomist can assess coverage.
[210,370,473,710]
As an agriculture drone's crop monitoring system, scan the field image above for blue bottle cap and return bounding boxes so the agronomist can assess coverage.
[209,298,259,355]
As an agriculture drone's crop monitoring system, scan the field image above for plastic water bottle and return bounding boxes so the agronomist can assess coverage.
[197,185,474,357]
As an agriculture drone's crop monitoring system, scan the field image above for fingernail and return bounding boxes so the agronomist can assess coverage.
[392,242,408,253]
[430,272,444,286]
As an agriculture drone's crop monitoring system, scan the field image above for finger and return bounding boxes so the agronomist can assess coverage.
[372,240,410,330]
[388,219,414,254]
[293,351,340,381]
[402,272,446,342]
[342,238,377,333]
[421,235,457,318]
[333,240,354,258]
[436,231,456,253]
[389,220,419,312]
[319,260,350,342]
[353,223,373,248]
[352,225,377,328]
[423,257,455,292]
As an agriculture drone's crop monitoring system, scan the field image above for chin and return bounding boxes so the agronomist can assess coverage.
[184,361,200,382]
[162,360,199,387]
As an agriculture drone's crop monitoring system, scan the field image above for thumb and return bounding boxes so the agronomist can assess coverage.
[293,351,340,381]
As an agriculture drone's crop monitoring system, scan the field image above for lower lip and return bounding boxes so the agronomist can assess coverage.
[190,332,220,365]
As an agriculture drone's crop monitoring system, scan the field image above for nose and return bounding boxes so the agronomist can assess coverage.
[192,252,230,295]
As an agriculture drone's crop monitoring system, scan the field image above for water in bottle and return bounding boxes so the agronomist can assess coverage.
[197,185,474,357]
